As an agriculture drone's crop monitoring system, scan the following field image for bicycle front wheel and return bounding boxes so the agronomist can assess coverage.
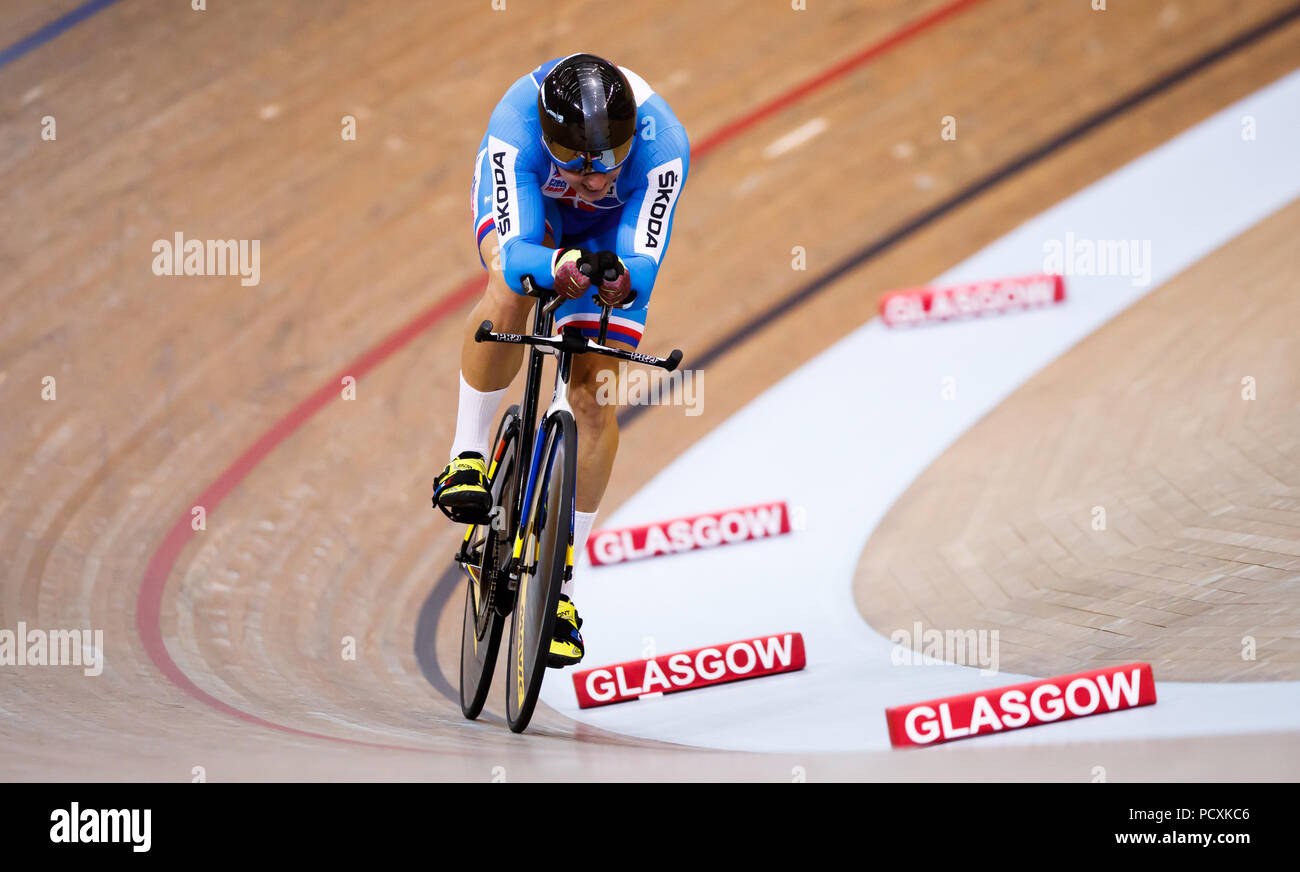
[505,410,576,734]
[458,405,519,720]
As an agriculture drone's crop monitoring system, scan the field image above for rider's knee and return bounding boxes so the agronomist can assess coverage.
[567,373,616,426]
[478,231,547,327]
[483,271,529,312]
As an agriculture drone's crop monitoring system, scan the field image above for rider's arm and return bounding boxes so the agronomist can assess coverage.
[613,123,691,295]
[484,104,558,292]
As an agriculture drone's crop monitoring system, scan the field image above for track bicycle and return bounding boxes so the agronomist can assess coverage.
[453,274,682,733]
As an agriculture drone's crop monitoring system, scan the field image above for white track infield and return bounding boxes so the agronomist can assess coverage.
[539,71,1300,752]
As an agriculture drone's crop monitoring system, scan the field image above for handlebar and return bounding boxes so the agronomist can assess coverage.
[475,318,683,372]
[476,275,683,372]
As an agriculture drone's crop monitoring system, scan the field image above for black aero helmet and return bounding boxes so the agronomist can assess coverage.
[538,53,637,174]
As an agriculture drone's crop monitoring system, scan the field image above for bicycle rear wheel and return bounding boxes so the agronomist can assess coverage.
[458,406,519,720]
[505,410,576,734]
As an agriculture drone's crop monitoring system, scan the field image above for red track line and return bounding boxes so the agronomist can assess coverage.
[134,0,987,747]
[692,0,990,159]
[135,277,482,753]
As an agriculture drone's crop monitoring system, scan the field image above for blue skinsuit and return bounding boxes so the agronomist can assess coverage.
[471,57,690,347]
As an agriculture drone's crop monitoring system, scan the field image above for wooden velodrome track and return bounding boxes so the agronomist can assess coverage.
[2,0,1298,780]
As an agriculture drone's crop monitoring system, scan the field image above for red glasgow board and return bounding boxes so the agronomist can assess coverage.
[886,662,1157,747]
[880,273,1066,326]
[572,632,806,708]
[586,500,791,567]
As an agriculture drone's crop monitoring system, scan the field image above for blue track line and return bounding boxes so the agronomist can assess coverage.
[0,0,120,70]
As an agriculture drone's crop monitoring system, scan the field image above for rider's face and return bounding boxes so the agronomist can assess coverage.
[556,165,621,202]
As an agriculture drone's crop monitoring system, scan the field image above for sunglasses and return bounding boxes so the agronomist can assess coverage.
[542,136,634,175]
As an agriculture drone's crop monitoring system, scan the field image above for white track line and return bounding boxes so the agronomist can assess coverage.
[763,117,829,159]
[541,71,1300,751]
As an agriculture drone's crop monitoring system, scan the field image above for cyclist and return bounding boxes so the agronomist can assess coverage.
[434,54,690,667]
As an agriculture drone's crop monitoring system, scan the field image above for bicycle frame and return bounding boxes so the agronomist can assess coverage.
[475,274,683,591]
[507,288,571,587]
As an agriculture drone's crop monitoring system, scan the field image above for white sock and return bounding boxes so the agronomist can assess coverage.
[450,372,508,460]
[563,510,598,598]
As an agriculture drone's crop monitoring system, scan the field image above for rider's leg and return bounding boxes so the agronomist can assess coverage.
[436,232,556,521]
[447,231,549,460]
[567,344,625,512]
[562,341,629,595]
[546,342,625,662]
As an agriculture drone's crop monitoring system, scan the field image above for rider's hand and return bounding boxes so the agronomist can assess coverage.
[552,248,595,300]
[592,250,631,307]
